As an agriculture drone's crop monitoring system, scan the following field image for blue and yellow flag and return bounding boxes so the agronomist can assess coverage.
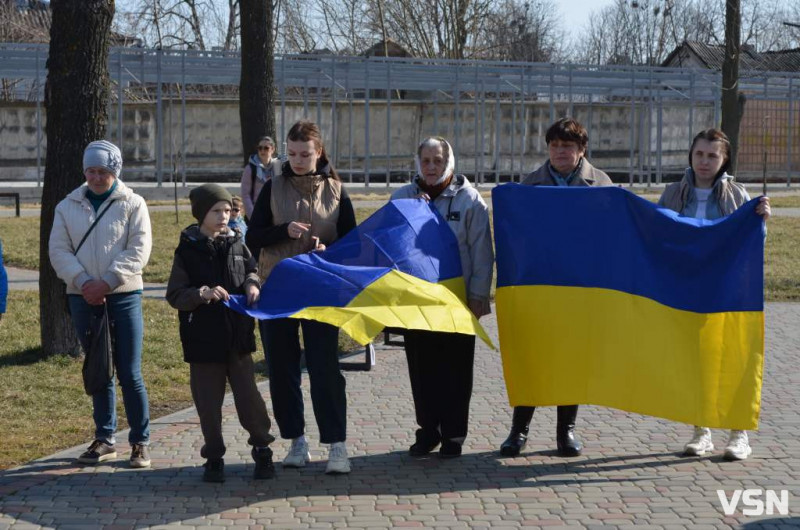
[227,199,492,347]
[493,185,765,430]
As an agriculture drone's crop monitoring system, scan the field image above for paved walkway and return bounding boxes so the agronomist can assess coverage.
[0,303,799,528]
[4,266,167,298]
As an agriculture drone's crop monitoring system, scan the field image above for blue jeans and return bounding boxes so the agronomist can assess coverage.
[69,293,150,445]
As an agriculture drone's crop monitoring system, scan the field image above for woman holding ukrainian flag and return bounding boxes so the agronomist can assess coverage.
[390,136,494,458]
[246,120,357,475]
[658,128,771,461]
[499,117,612,459]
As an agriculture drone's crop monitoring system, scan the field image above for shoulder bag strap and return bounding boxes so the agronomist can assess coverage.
[73,199,118,256]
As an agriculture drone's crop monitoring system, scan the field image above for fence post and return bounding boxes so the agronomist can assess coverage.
[156,48,163,186]
[789,77,794,187]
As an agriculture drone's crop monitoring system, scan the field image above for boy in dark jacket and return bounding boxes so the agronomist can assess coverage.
[166,184,275,482]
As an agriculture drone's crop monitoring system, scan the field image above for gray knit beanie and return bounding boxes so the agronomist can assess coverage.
[83,140,123,177]
[189,184,232,222]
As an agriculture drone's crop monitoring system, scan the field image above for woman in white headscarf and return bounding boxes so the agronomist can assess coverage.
[390,136,494,458]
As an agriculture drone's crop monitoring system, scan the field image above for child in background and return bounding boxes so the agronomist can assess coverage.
[165,183,275,482]
[229,195,248,237]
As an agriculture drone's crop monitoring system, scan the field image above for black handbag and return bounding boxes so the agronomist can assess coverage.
[80,304,115,395]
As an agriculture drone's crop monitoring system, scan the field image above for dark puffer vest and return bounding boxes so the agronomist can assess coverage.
[175,228,257,363]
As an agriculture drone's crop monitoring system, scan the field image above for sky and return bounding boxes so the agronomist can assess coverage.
[557,0,617,33]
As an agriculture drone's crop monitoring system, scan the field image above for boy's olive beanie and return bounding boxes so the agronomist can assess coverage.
[189,184,232,222]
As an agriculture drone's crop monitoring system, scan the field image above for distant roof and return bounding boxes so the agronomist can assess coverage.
[662,41,800,72]
[0,1,141,46]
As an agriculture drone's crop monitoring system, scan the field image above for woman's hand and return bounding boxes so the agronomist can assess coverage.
[81,279,111,305]
[245,284,260,306]
[202,285,230,303]
[311,236,326,252]
[287,221,310,239]
[414,192,431,202]
[756,196,771,221]
[468,298,488,319]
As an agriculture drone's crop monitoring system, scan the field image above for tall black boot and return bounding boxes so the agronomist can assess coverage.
[556,405,583,457]
[500,406,535,456]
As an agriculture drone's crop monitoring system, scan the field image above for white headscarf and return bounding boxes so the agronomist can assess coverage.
[415,137,455,185]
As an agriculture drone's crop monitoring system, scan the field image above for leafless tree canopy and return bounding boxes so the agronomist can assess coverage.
[111,0,800,62]
[576,0,800,66]
[116,0,241,50]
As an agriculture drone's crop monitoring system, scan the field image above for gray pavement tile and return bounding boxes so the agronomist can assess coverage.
[1,303,799,528]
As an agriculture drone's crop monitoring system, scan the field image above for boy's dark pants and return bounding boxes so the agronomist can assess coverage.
[266,318,347,444]
[404,330,475,444]
[190,351,274,460]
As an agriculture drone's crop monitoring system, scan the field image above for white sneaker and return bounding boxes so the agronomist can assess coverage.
[325,442,351,474]
[684,426,714,456]
[283,437,311,468]
[724,430,752,461]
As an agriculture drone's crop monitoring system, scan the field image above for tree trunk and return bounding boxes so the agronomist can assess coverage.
[240,0,275,166]
[721,0,742,175]
[40,0,114,357]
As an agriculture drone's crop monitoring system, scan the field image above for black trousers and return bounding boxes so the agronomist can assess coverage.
[404,330,475,443]
[266,318,347,444]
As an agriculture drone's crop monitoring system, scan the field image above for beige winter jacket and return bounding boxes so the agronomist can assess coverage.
[49,179,152,295]
[256,172,342,282]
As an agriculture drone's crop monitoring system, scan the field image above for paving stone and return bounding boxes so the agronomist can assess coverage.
[1,303,799,528]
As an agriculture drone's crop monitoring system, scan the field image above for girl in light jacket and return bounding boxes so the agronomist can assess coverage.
[658,128,770,461]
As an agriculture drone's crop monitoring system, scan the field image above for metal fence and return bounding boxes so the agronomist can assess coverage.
[1,43,798,186]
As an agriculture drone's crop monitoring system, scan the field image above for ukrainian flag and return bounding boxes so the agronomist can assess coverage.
[493,184,765,430]
[227,199,492,347]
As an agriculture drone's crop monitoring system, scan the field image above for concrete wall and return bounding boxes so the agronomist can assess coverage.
[0,99,716,182]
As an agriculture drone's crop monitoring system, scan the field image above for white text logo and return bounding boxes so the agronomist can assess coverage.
[717,489,790,516]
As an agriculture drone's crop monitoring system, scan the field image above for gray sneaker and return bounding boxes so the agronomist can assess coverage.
[130,443,151,468]
[325,442,351,474]
[77,440,117,465]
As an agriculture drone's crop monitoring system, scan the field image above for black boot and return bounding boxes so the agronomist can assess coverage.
[252,447,276,480]
[409,428,441,457]
[500,406,535,456]
[202,458,225,482]
[556,405,583,457]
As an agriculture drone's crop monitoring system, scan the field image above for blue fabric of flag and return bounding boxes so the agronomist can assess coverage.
[493,184,764,313]
[226,198,465,319]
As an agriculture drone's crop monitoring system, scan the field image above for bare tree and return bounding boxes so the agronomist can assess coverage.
[576,0,678,65]
[740,0,794,51]
[668,0,724,46]
[116,0,241,50]
[240,0,275,165]
[576,0,794,66]
[721,0,744,174]
[40,0,114,357]
[274,0,319,52]
[373,0,493,59]
[316,0,377,54]
[478,0,563,62]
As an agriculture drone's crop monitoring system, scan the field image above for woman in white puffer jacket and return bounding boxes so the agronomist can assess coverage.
[49,140,153,469]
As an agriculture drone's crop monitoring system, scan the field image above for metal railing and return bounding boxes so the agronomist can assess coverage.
[1,43,798,186]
